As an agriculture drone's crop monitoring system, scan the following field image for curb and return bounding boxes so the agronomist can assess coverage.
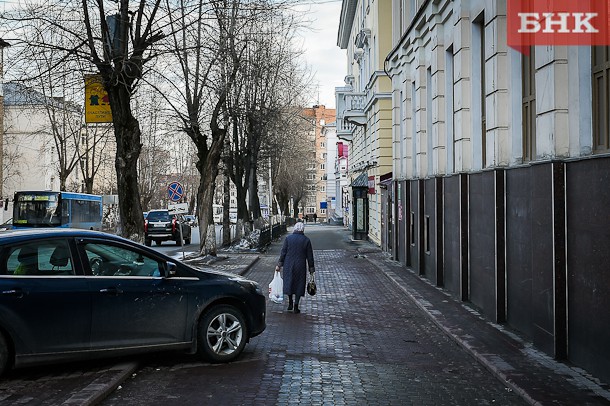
[238,256,261,276]
[62,361,139,406]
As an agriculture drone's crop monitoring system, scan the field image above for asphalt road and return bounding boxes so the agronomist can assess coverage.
[100,225,526,406]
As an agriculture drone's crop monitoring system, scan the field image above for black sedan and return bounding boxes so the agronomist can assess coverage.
[0,229,266,376]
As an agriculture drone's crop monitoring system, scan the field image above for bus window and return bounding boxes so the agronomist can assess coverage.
[13,191,102,230]
[13,193,61,227]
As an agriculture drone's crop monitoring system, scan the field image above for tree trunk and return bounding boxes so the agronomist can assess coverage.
[222,172,231,246]
[196,158,218,256]
[195,125,225,256]
[108,85,144,242]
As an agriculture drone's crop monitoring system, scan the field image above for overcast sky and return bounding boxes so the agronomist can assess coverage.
[293,0,346,109]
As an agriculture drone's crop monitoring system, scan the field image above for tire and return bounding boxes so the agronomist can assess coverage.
[184,238,191,245]
[197,305,248,363]
[145,238,152,247]
[155,240,162,246]
[0,333,10,377]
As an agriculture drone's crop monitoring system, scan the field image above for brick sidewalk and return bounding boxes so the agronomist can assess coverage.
[366,250,610,405]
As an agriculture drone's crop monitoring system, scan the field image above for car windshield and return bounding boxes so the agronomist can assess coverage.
[146,211,171,222]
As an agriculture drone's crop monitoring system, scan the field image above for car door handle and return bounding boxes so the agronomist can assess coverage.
[99,287,123,295]
[1,288,25,298]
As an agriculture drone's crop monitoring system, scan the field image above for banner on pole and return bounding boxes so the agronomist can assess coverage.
[85,74,112,123]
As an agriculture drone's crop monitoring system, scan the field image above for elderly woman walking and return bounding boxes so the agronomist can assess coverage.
[275,221,315,314]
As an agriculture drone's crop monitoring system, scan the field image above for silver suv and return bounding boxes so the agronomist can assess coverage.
[144,209,192,246]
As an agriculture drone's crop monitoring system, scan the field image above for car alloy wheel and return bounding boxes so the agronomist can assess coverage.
[198,305,247,363]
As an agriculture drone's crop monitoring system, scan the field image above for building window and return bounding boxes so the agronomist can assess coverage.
[412,81,418,176]
[427,67,433,174]
[522,46,536,162]
[320,163,325,170]
[593,46,610,151]
[446,45,455,173]
[474,13,486,167]
[320,142,325,148]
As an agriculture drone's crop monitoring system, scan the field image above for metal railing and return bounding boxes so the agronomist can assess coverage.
[258,222,287,248]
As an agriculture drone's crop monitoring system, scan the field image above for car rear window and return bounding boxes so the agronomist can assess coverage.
[146,211,171,222]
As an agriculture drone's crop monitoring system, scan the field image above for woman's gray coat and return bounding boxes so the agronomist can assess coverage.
[278,231,315,297]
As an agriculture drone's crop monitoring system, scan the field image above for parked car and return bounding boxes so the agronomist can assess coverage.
[0,228,266,376]
[184,215,197,227]
[145,209,191,246]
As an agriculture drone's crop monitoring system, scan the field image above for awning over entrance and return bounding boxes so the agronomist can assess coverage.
[351,173,368,187]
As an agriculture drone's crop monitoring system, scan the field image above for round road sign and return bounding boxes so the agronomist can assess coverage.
[167,182,184,202]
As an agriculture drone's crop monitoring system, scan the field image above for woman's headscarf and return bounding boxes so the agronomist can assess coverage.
[293,222,305,233]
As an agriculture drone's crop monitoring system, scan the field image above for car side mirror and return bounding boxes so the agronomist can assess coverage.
[165,261,178,277]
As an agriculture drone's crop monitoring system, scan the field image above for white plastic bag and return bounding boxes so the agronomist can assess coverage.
[268,271,283,304]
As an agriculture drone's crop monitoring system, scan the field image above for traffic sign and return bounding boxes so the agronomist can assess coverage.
[168,202,188,215]
[167,182,184,202]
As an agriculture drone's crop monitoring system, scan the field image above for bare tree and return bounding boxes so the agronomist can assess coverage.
[1,1,173,241]
[79,124,113,194]
[270,108,315,217]
[154,0,268,255]
[224,8,311,231]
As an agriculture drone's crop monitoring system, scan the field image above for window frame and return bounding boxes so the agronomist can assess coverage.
[593,46,610,151]
[522,46,536,162]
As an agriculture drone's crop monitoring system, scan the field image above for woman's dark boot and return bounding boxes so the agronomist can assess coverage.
[287,295,293,311]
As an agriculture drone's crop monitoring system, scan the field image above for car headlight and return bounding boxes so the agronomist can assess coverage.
[236,280,263,295]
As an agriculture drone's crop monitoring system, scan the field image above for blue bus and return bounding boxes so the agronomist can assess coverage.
[12,191,103,231]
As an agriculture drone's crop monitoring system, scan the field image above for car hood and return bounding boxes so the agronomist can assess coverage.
[187,264,250,282]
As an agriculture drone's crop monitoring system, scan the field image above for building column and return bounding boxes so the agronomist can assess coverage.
[452,11,473,172]
[536,46,569,159]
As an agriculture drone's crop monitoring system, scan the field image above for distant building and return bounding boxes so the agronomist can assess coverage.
[333,135,349,224]
[322,122,337,221]
[302,105,336,222]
